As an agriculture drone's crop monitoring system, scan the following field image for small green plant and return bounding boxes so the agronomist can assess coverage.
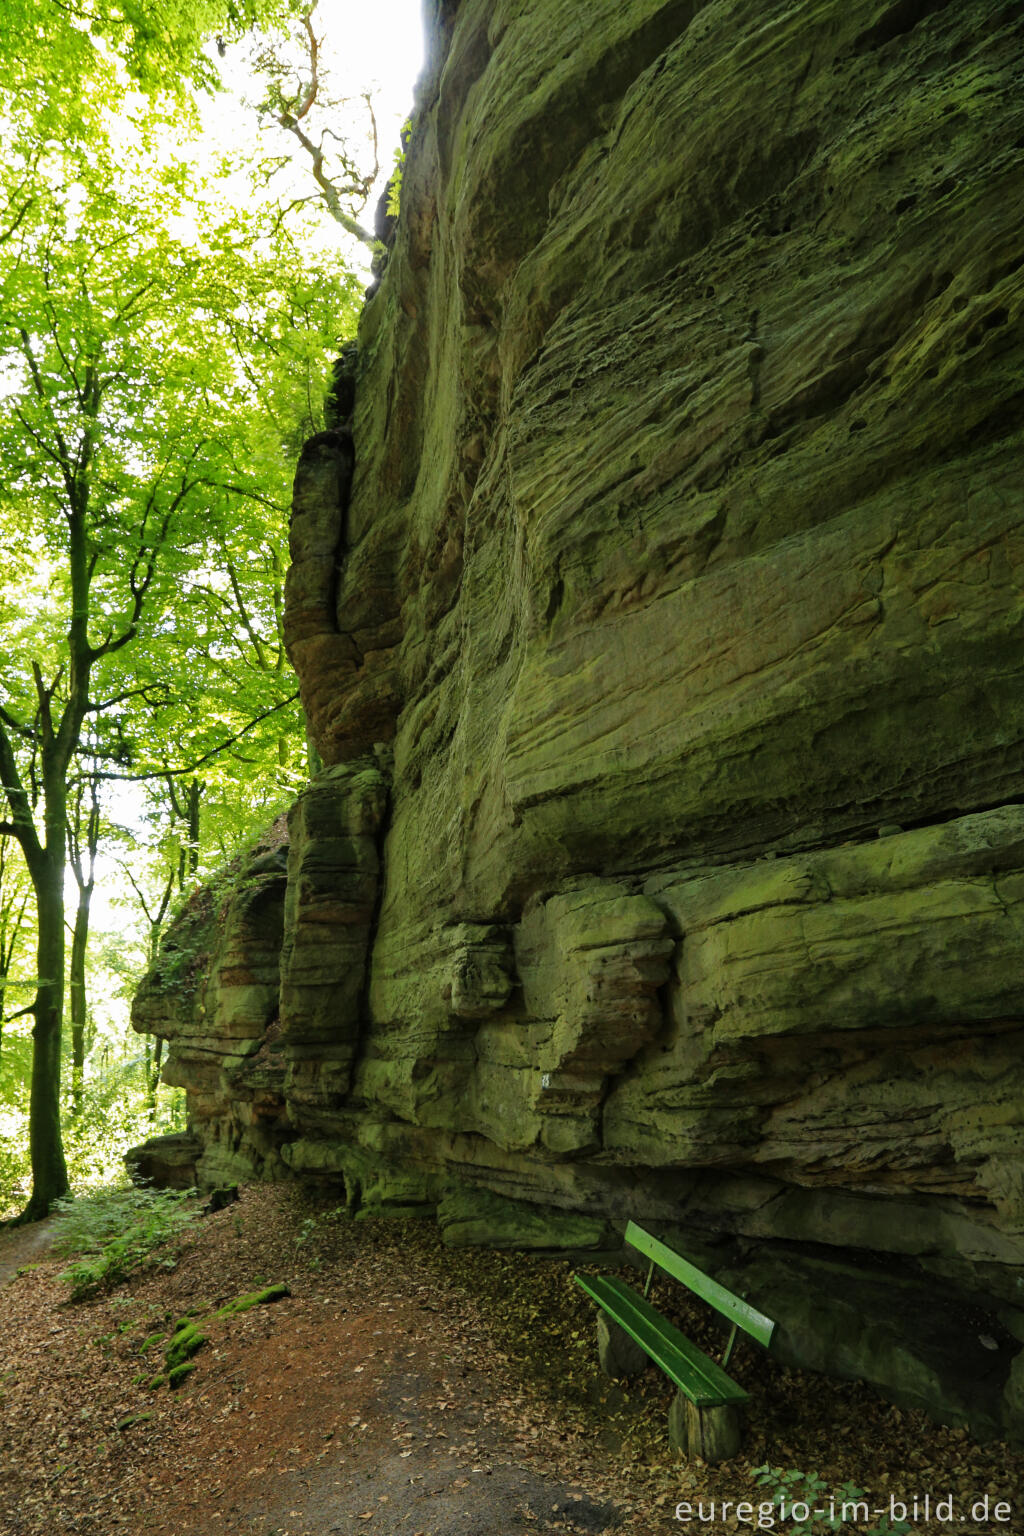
[295,1215,318,1247]
[385,117,412,219]
[751,1466,912,1535]
[53,1183,203,1299]
[293,1201,346,1269]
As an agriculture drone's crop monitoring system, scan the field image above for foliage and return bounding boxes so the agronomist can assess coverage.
[141,814,289,1006]
[0,835,31,1045]
[385,117,412,219]
[0,1049,186,1220]
[0,131,357,783]
[62,1055,186,1186]
[52,1181,203,1299]
[0,1107,32,1216]
[750,1465,912,1535]
[0,0,299,120]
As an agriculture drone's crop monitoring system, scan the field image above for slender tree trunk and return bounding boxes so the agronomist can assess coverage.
[171,777,202,890]
[146,1036,164,1120]
[187,778,200,877]
[68,877,93,1115]
[66,771,100,1117]
[23,850,70,1221]
[0,839,27,1064]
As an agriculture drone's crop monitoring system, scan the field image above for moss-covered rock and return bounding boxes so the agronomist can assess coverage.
[214,1283,290,1318]
[164,1323,206,1372]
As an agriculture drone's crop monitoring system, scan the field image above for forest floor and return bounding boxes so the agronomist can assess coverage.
[0,1185,1019,1536]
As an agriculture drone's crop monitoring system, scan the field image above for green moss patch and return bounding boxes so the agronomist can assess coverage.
[214,1282,290,1318]
[145,1282,289,1391]
[164,1323,206,1371]
[116,1412,153,1431]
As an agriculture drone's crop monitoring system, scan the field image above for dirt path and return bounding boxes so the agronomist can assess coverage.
[0,1216,56,1289]
[131,1233,632,1536]
[213,1353,622,1536]
[0,1186,1018,1536]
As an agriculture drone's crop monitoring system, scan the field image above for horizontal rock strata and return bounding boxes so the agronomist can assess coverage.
[134,0,1024,1441]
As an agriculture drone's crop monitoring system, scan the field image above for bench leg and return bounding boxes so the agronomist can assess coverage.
[596,1314,648,1379]
[668,1392,744,1463]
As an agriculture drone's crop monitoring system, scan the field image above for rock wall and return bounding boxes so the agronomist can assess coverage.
[131,823,292,1189]
[134,0,1024,1440]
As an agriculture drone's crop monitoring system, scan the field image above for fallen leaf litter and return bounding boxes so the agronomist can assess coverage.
[0,1185,1019,1535]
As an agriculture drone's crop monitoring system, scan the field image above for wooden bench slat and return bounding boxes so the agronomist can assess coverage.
[575,1273,749,1407]
[624,1222,775,1350]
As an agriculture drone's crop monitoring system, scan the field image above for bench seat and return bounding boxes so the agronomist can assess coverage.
[574,1273,748,1408]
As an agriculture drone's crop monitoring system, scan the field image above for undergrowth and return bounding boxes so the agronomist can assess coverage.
[52,1183,203,1299]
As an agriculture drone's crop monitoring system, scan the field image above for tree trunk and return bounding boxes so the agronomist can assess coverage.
[146,1036,164,1120]
[175,778,202,890]
[186,778,200,877]
[68,876,93,1115]
[22,853,70,1221]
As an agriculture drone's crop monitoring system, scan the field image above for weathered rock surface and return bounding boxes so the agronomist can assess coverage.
[131,823,292,1190]
[134,0,1024,1440]
[124,1132,202,1190]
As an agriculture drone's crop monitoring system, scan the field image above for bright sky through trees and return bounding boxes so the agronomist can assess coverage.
[87,0,426,928]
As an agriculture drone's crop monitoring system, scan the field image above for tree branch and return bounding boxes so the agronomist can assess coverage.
[271,4,375,247]
[17,329,74,483]
[75,691,302,783]
[0,715,42,867]
[86,682,171,713]
[2,1003,35,1023]
[0,195,35,246]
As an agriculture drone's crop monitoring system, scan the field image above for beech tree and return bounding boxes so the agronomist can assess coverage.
[0,109,359,1216]
[0,0,380,1219]
[0,147,209,1216]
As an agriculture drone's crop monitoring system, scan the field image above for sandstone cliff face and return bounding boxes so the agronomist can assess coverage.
[131,824,292,1188]
[134,0,1024,1438]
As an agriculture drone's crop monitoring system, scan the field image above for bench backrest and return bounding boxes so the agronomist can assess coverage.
[624,1221,775,1349]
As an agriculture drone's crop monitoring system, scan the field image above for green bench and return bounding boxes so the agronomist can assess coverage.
[575,1221,775,1463]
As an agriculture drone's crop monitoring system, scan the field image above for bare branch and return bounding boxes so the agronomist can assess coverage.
[269,3,375,247]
